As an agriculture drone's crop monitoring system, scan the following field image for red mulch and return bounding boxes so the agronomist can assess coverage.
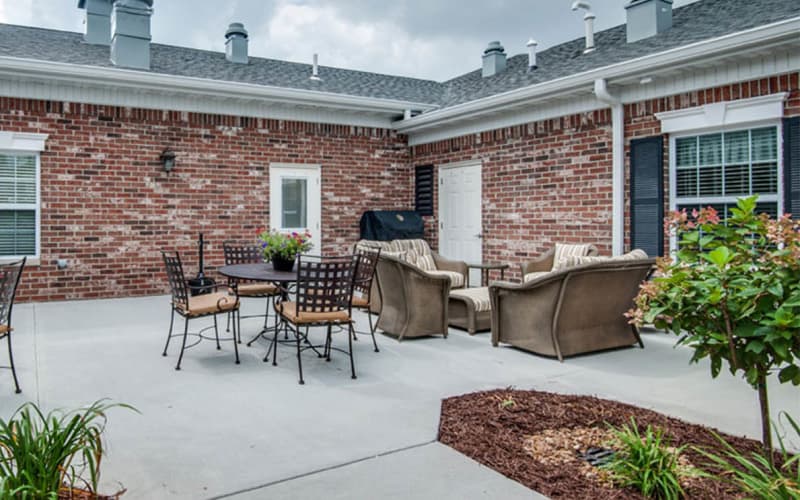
[438,389,775,499]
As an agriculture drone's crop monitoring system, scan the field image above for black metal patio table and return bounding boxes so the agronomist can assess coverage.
[218,263,296,348]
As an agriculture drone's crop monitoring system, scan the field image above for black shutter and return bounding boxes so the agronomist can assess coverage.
[784,117,800,220]
[415,165,434,216]
[630,136,664,257]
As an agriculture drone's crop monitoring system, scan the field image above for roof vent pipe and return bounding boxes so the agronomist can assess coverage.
[571,1,596,53]
[310,53,321,81]
[482,41,507,78]
[527,39,538,70]
[110,0,154,70]
[225,22,249,64]
[78,0,113,45]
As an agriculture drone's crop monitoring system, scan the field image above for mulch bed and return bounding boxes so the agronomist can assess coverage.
[438,389,775,499]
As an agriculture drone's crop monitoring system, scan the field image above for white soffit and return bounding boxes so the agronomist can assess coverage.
[655,92,788,133]
[0,132,49,151]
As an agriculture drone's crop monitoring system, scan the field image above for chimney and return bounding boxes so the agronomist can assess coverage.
[78,0,112,45]
[225,22,249,64]
[482,41,507,78]
[526,39,538,70]
[571,1,596,53]
[625,0,673,43]
[110,0,154,70]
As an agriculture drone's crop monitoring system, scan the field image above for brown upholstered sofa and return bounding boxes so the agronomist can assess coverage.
[491,255,655,361]
[374,254,450,340]
[356,239,468,314]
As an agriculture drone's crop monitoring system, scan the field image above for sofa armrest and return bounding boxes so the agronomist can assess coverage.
[519,249,555,276]
[432,253,468,283]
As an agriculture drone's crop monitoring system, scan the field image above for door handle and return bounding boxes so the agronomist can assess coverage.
[474,233,483,239]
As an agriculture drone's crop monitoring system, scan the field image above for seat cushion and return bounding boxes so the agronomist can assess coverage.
[427,270,465,288]
[234,283,278,296]
[449,287,491,312]
[524,271,550,282]
[181,292,238,316]
[416,253,436,271]
[561,249,649,268]
[276,301,351,324]
[351,294,369,308]
[0,325,9,335]
[390,239,432,257]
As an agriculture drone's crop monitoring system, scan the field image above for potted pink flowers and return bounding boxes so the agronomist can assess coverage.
[257,229,313,272]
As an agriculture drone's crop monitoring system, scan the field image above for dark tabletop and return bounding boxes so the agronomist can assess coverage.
[218,263,296,282]
[467,263,509,270]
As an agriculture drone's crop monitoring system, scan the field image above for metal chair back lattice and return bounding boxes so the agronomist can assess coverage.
[352,247,381,351]
[0,257,25,393]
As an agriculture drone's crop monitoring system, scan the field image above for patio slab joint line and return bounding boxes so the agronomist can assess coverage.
[209,439,438,500]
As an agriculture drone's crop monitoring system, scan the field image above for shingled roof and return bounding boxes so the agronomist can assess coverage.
[0,0,797,110]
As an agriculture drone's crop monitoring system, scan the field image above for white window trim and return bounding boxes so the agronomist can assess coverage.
[0,132,46,265]
[667,121,783,250]
[656,93,787,135]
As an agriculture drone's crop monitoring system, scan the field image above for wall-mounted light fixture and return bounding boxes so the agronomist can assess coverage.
[160,148,176,173]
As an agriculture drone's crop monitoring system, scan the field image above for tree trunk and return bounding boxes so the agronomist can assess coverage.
[757,371,773,466]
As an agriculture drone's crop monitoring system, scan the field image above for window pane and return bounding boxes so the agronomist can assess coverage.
[751,163,778,194]
[0,155,36,204]
[755,202,778,219]
[281,178,307,228]
[698,166,722,196]
[0,210,35,256]
[676,169,697,197]
[724,163,749,196]
[724,130,749,164]
[675,138,697,167]
[699,134,722,166]
[751,127,777,162]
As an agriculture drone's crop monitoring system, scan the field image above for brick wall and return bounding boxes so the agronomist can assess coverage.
[411,111,614,282]
[0,98,411,301]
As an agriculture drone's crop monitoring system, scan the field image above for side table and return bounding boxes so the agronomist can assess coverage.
[467,263,509,287]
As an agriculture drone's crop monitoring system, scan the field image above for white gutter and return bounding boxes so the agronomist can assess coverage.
[395,16,800,133]
[0,56,439,116]
[593,79,624,256]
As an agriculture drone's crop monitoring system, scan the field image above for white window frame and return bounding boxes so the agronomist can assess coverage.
[0,132,46,264]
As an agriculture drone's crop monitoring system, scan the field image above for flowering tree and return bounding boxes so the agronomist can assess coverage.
[629,196,800,462]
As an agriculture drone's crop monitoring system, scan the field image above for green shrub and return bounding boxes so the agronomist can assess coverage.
[602,418,690,499]
[0,399,135,498]
[695,413,800,499]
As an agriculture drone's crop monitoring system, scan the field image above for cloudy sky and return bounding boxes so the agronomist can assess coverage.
[0,0,698,81]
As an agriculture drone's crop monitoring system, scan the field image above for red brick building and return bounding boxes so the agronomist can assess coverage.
[0,0,798,300]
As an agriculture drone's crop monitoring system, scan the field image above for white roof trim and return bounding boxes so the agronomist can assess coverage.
[655,92,788,134]
[0,132,48,152]
[0,56,438,117]
[395,16,800,134]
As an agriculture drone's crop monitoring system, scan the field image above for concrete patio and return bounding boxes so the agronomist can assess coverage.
[0,295,797,499]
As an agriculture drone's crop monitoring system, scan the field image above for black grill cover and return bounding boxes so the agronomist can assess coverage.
[359,210,425,241]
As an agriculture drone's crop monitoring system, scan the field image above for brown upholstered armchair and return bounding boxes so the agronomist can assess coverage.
[374,254,449,341]
[519,243,599,282]
[491,257,655,361]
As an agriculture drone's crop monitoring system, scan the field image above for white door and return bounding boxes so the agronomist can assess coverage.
[438,163,482,285]
[269,164,321,253]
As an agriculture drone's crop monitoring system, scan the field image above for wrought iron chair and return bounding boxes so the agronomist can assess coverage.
[161,251,240,370]
[351,246,381,352]
[0,258,25,393]
[267,255,357,385]
[222,241,280,342]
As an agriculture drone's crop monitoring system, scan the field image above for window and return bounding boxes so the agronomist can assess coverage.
[0,153,39,258]
[673,126,780,220]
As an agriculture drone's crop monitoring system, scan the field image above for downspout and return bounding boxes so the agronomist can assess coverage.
[594,78,624,256]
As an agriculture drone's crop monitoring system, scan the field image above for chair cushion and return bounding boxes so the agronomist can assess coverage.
[276,301,351,324]
[181,292,238,316]
[524,271,550,282]
[417,253,436,271]
[427,270,465,288]
[404,249,420,266]
[390,239,432,257]
[561,249,649,268]
[0,325,10,335]
[552,243,597,271]
[351,294,369,308]
[233,283,279,296]
[449,287,491,312]
[356,240,393,252]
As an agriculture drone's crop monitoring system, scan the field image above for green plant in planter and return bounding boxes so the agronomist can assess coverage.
[0,399,136,498]
[602,418,690,499]
[628,196,800,463]
[257,229,313,261]
[694,413,800,499]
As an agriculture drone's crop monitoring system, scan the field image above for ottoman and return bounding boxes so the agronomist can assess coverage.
[448,287,492,334]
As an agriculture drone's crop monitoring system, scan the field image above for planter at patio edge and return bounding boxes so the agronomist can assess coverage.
[271,256,296,272]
